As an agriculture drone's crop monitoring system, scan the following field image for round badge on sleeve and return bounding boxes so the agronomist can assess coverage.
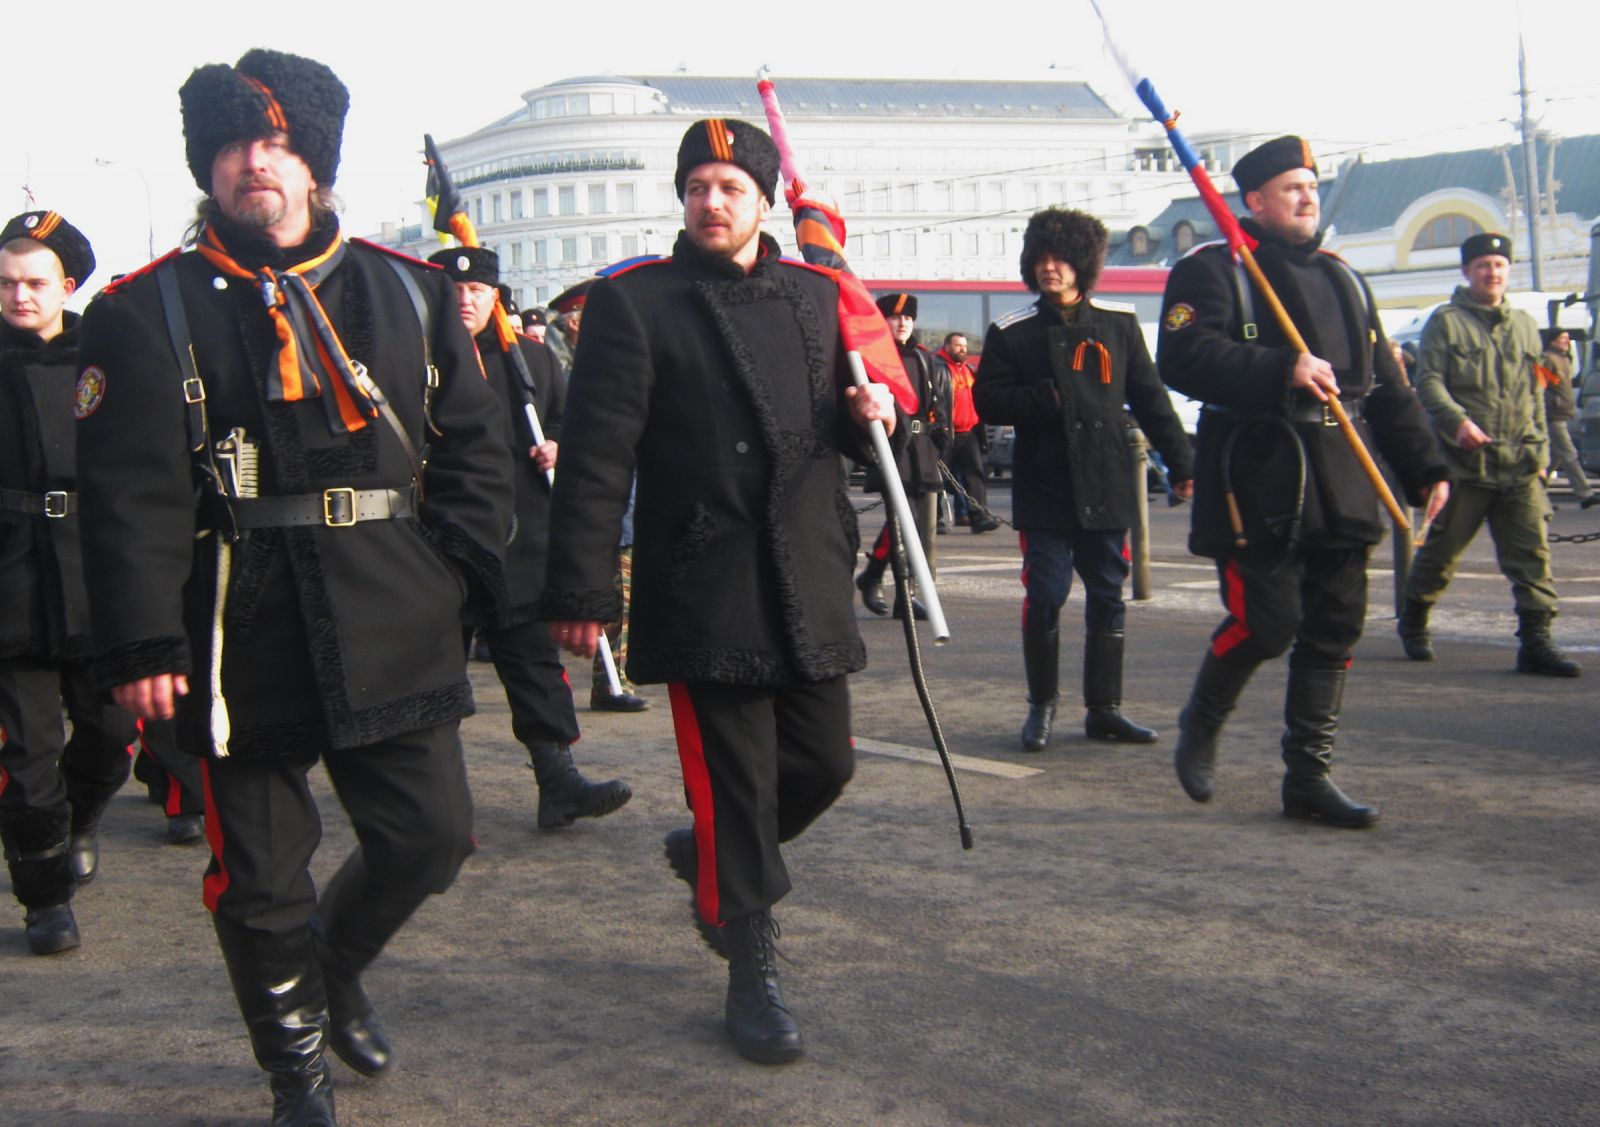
[74,366,107,419]
[1163,303,1196,332]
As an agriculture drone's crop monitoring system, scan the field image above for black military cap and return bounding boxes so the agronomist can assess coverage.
[1232,135,1316,195]
[427,246,500,285]
[180,48,350,192]
[1460,232,1513,265]
[674,118,781,205]
[0,210,95,287]
[875,293,918,320]
[550,278,595,316]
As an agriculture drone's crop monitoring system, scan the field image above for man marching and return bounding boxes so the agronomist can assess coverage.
[74,49,512,1125]
[428,245,631,828]
[1158,136,1449,827]
[1,210,137,954]
[544,118,896,1066]
[975,207,1194,751]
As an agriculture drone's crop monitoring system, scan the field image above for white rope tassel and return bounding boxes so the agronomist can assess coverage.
[210,539,232,757]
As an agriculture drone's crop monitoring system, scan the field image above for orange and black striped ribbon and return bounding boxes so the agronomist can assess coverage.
[1073,340,1112,384]
[29,211,63,241]
[705,119,735,162]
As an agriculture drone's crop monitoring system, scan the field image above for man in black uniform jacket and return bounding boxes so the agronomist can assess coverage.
[544,118,897,1066]
[74,50,512,1125]
[428,245,630,830]
[1157,136,1449,828]
[854,291,947,620]
[975,207,1195,752]
[0,210,137,955]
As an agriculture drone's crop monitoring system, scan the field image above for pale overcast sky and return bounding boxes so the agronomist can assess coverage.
[9,0,1593,296]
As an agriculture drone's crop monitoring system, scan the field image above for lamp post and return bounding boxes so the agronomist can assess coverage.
[93,157,156,262]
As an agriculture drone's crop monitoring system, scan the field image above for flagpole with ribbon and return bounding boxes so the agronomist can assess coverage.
[758,69,972,850]
[424,134,625,697]
[1088,1,1410,532]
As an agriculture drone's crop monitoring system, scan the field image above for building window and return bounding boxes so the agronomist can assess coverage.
[510,242,524,267]
[590,235,607,261]
[474,197,484,225]
[533,188,549,218]
[900,232,918,256]
[1130,228,1150,257]
[534,240,548,265]
[657,183,677,212]
[558,186,576,216]
[1174,222,1196,254]
[617,183,635,213]
[898,184,917,211]
[588,184,607,213]
[620,234,639,257]
[870,183,891,211]
[509,191,524,219]
[928,182,951,211]
[1021,181,1040,210]
[842,181,863,209]
[873,232,891,256]
[561,237,578,262]
[1412,213,1485,250]
[959,183,979,212]
[982,181,1004,211]
[491,194,502,223]
[938,232,954,256]
[989,232,1006,256]
[963,231,980,256]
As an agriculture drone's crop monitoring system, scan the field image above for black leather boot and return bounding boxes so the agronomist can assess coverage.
[64,773,126,885]
[855,558,889,617]
[1396,599,1434,662]
[1515,609,1581,677]
[724,909,803,1065]
[1082,631,1158,743]
[526,741,633,829]
[1280,666,1378,828]
[663,828,728,958]
[1020,626,1059,751]
[1174,650,1257,803]
[891,593,929,621]
[213,919,337,1126]
[308,854,424,1079]
[590,680,650,712]
[3,805,80,955]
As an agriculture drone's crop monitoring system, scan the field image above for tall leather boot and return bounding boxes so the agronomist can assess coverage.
[855,554,889,617]
[1515,609,1581,677]
[1396,599,1434,662]
[1280,665,1379,828]
[723,909,803,1065]
[1020,626,1059,751]
[1173,650,1258,803]
[2,805,80,955]
[213,918,337,1126]
[1082,631,1158,743]
[64,772,128,885]
[526,741,633,829]
[310,853,428,1078]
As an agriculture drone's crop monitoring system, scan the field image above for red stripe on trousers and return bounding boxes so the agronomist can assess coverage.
[667,683,722,928]
[871,524,891,563]
[200,759,230,913]
[1018,529,1031,630]
[1212,558,1252,657]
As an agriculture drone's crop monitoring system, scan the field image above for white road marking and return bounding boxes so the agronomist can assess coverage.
[853,737,1043,779]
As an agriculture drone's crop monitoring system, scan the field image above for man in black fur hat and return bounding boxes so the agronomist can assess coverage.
[427,245,631,829]
[1157,136,1449,828]
[74,49,513,1125]
[853,291,948,620]
[975,206,1194,752]
[0,210,139,956]
[543,117,897,1067]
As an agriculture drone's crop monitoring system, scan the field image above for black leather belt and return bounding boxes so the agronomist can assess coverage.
[221,487,415,530]
[1203,399,1364,426]
[0,487,75,518]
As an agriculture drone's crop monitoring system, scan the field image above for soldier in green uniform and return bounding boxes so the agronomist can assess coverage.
[1398,233,1580,676]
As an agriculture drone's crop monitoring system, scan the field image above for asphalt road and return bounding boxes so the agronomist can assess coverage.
[3,483,1597,1125]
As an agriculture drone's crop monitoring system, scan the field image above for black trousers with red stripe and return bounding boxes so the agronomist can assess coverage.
[133,718,205,817]
[667,677,854,925]
[465,619,582,748]
[1208,545,1371,671]
[200,722,474,934]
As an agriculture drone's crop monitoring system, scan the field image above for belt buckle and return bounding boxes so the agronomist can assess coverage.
[909,419,924,435]
[43,491,70,518]
[322,487,357,528]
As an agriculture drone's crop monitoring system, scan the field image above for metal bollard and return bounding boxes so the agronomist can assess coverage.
[1130,427,1152,601]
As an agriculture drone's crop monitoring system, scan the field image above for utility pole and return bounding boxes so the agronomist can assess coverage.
[1518,35,1545,290]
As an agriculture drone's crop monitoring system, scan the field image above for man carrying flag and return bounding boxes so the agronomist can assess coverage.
[543,117,897,1066]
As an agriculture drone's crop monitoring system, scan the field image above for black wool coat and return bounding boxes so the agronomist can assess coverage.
[74,220,513,758]
[473,330,566,624]
[1,314,92,659]
[974,297,1193,532]
[1157,222,1447,562]
[541,232,872,688]
[862,340,944,496]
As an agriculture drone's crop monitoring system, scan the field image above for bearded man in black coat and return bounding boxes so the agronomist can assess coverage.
[544,118,898,1067]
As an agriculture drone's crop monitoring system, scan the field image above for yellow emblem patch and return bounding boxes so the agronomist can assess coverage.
[74,366,107,419]
[1163,303,1196,332]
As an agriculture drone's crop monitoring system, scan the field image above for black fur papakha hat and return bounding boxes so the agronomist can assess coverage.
[1020,207,1107,295]
[427,246,500,285]
[674,118,780,205]
[179,48,350,192]
[1460,232,1513,265]
[1232,135,1316,195]
[0,211,95,287]
[875,293,919,320]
